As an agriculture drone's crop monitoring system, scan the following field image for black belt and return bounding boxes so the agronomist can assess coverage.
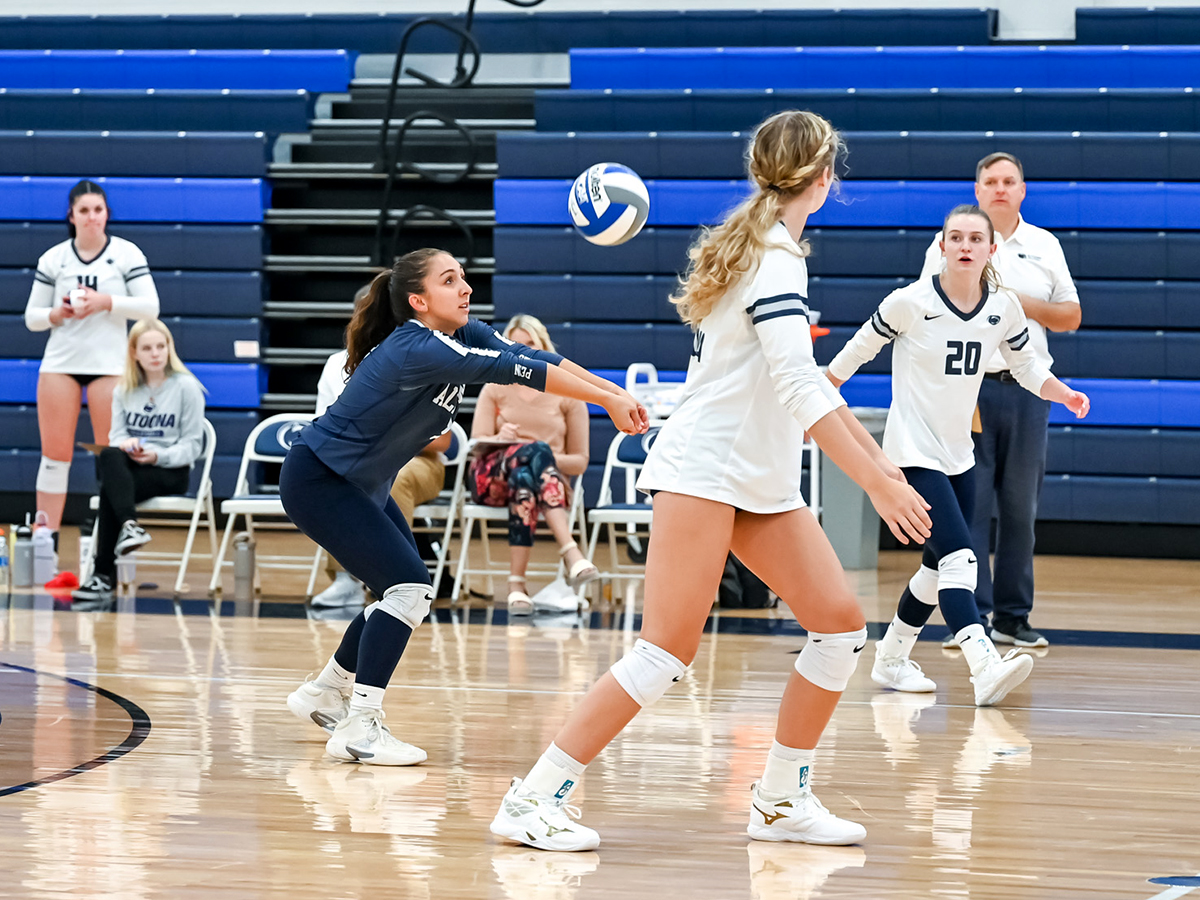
[983,371,1018,384]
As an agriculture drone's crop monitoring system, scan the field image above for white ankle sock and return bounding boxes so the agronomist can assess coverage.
[760,741,815,797]
[348,683,385,712]
[315,657,353,694]
[877,616,922,660]
[957,624,1002,675]
[523,742,586,801]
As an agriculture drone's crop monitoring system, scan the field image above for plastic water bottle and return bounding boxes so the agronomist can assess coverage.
[117,552,137,587]
[233,532,256,601]
[32,525,57,585]
[78,517,95,574]
[12,523,33,587]
[0,528,9,592]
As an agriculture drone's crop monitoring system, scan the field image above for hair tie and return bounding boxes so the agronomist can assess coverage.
[765,184,782,194]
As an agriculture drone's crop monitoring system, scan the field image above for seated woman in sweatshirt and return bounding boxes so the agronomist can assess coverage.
[73,319,206,602]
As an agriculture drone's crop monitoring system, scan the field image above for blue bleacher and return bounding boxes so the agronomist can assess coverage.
[1048,426,1200,478]
[0,89,312,133]
[1076,8,1200,45]
[0,360,260,408]
[0,50,351,92]
[0,177,267,223]
[1040,475,1200,525]
[497,131,1200,181]
[497,178,1200,230]
[0,132,267,178]
[0,223,264,270]
[0,10,995,51]
[0,269,263,317]
[0,315,260,363]
[535,89,1200,134]
[570,46,1200,91]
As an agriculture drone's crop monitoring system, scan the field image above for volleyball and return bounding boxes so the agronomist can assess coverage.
[568,163,650,246]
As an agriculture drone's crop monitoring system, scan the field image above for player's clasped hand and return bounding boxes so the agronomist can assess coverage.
[68,286,111,319]
[870,478,933,545]
[606,391,650,435]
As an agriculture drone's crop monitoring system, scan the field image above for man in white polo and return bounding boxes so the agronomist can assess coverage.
[920,152,1082,648]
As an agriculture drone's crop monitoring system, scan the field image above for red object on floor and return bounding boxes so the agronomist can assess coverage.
[44,571,80,590]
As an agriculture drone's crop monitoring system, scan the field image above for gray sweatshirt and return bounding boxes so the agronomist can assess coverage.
[109,373,206,469]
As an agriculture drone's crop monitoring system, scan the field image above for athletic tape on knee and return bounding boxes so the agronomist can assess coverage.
[610,638,688,707]
[795,628,868,693]
[908,565,940,606]
[36,456,70,494]
[938,548,978,593]
[379,583,433,629]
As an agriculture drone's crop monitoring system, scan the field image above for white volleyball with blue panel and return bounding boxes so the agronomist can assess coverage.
[568,163,650,246]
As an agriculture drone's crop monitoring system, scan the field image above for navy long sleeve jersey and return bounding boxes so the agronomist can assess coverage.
[297,318,563,498]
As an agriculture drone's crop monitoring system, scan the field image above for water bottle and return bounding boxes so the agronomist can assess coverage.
[233,532,256,601]
[0,528,9,592]
[78,517,95,573]
[12,523,33,587]
[33,525,57,585]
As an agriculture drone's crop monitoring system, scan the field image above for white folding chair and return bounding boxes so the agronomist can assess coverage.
[83,418,219,595]
[208,412,315,596]
[450,444,587,602]
[584,429,660,582]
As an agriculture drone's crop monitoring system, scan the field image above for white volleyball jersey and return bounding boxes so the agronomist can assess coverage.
[25,236,160,376]
[827,276,1053,475]
[636,222,845,513]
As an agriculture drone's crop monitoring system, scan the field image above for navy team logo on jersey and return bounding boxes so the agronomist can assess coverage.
[142,399,156,414]
[988,315,1001,325]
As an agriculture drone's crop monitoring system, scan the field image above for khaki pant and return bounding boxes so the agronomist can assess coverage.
[324,452,446,579]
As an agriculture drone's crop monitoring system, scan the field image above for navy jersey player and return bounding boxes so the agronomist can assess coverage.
[827,205,1089,707]
[491,111,933,853]
[283,248,648,766]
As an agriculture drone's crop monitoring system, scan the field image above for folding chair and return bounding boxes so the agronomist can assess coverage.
[208,412,315,596]
[307,421,469,599]
[450,444,587,602]
[83,418,219,595]
[584,429,660,583]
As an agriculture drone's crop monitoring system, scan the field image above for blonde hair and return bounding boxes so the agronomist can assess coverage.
[121,319,201,393]
[671,110,844,328]
[503,313,556,353]
[941,204,1004,294]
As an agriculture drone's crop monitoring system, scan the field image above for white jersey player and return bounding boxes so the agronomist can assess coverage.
[828,205,1089,707]
[492,110,932,854]
[22,181,160,534]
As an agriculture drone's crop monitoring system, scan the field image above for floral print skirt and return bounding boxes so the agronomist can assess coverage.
[467,440,570,547]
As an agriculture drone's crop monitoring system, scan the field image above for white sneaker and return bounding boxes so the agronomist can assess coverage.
[871,647,936,693]
[324,709,427,766]
[114,520,152,556]
[747,781,866,846]
[971,649,1034,707]
[286,676,350,734]
[490,777,601,851]
[311,571,367,609]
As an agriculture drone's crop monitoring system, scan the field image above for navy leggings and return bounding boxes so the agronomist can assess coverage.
[900,466,985,634]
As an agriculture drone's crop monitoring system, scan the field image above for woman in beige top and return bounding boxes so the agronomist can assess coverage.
[469,314,599,613]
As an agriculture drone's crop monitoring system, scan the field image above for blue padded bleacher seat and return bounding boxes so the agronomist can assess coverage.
[153,271,264,317]
[1040,475,1200,525]
[0,359,260,407]
[1077,280,1200,329]
[0,89,311,133]
[163,317,261,363]
[547,322,691,370]
[0,223,264,270]
[1076,8,1200,45]
[498,131,1200,181]
[534,89,1200,134]
[495,178,1200,230]
[1048,426,1200,478]
[493,274,680,323]
[0,177,266,224]
[1048,332,1200,379]
[0,10,995,52]
[570,46,1200,92]
[0,50,351,92]
[0,131,267,178]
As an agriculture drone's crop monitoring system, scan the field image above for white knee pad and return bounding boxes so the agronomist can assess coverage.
[378,583,433,629]
[908,565,940,606]
[37,456,70,493]
[795,628,868,692]
[610,638,688,707]
[938,548,978,592]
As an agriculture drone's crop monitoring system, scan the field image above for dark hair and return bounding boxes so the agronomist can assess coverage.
[344,247,445,375]
[941,204,1001,293]
[66,179,109,238]
[975,152,1024,183]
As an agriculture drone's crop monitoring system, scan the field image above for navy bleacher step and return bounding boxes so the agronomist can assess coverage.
[0,314,261,363]
[0,131,268,179]
[0,89,312,133]
[0,50,351,92]
[496,178,1200,230]
[570,46,1200,92]
[497,131,1200,182]
[0,405,256,457]
[1,176,266,224]
[1048,426,1200,479]
[535,89,1200,134]
[494,274,681,323]
[0,223,263,270]
[0,447,241,499]
[1040,474,1200,525]
[0,359,260,408]
[548,322,691,371]
[0,269,263,317]
[0,10,994,52]
[495,226,1200,280]
[1076,8,1200,45]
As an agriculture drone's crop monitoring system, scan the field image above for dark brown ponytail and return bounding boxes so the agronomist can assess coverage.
[344,247,444,375]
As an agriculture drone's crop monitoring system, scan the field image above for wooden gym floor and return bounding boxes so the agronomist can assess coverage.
[1,527,1198,900]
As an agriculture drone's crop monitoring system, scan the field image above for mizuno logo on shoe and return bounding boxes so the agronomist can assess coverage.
[754,804,788,826]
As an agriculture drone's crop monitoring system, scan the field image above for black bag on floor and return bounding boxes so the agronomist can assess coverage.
[718,552,775,609]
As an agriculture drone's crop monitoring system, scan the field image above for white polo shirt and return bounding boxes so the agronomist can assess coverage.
[920,216,1079,373]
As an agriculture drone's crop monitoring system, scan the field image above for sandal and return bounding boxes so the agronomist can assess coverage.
[559,541,600,589]
[506,576,533,616]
